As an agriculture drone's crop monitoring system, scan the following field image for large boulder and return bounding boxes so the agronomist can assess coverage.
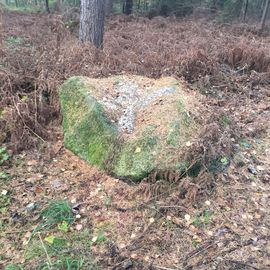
[59,75,201,181]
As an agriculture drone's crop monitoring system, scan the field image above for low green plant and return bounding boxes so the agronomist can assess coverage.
[34,200,74,234]
[104,196,112,209]
[0,193,10,214]
[26,230,96,270]
[240,139,252,149]
[4,264,24,270]
[0,171,9,180]
[5,36,25,45]
[93,231,107,245]
[221,115,231,127]
[0,147,9,165]
[192,209,212,228]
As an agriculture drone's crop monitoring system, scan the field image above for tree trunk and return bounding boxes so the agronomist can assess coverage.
[105,0,113,16]
[260,0,270,32]
[79,0,105,48]
[45,0,50,13]
[55,0,62,12]
[242,0,248,22]
[123,0,133,15]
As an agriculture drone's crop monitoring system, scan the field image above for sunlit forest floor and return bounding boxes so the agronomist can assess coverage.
[0,11,270,269]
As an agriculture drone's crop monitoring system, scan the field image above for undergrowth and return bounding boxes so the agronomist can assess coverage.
[0,11,269,151]
[22,200,98,269]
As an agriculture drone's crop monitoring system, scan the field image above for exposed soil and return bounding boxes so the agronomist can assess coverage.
[0,10,270,270]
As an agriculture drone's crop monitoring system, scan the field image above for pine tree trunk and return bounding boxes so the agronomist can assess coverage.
[105,0,113,16]
[242,0,248,22]
[79,0,105,48]
[123,0,133,15]
[260,0,270,32]
[45,0,50,13]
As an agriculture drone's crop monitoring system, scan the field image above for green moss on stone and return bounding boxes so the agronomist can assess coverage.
[113,136,158,181]
[59,77,117,168]
[167,121,181,146]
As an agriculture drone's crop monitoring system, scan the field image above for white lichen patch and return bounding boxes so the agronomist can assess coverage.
[101,80,176,133]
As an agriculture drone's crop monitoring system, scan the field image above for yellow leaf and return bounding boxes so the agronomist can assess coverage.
[44,235,55,244]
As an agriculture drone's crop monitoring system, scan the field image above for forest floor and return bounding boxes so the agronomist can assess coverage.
[0,10,270,270]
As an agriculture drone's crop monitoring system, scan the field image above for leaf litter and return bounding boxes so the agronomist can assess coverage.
[0,10,270,270]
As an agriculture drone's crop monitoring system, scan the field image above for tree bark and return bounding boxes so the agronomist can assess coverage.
[123,0,133,15]
[242,0,248,22]
[260,0,270,32]
[79,0,105,48]
[105,0,113,16]
[45,0,50,13]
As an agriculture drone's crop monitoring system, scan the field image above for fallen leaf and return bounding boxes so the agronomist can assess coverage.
[149,217,155,224]
[92,236,98,242]
[34,186,44,193]
[186,141,192,147]
[44,235,55,244]
[58,221,69,232]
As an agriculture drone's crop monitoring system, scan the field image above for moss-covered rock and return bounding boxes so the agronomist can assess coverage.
[59,77,117,168]
[59,75,201,181]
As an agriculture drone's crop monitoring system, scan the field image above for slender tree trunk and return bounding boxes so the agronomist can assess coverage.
[55,0,62,12]
[105,0,113,16]
[45,0,50,13]
[137,0,141,10]
[242,0,248,22]
[260,0,270,32]
[123,0,133,15]
[79,0,105,48]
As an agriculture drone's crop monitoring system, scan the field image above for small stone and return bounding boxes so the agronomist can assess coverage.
[26,202,35,211]
[71,198,77,204]
[92,236,98,242]
[205,200,211,206]
[1,190,8,195]
[27,160,37,166]
[248,167,257,175]
[51,179,62,189]
[75,224,83,231]
[186,141,192,147]
[257,165,265,171]
[184,214,191,221]
[76,214,81,219]
[131,233,136,239]
[119,243,126,249]
[123,258,133,269]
